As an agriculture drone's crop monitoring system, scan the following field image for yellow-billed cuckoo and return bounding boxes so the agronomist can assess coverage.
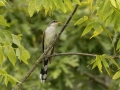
[40,20,61,82]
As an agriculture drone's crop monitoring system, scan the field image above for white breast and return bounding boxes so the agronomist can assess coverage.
[44,26,57,47]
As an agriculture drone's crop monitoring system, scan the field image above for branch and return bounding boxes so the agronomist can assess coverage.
[84,72,109,89]
[12,4,79,90]
[44,52,119,59]
[46,52,96,58]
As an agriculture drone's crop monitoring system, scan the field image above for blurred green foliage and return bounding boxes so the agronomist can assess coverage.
[0,0,120,90]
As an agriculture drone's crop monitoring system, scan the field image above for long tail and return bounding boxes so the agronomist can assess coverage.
[40,58,49,83]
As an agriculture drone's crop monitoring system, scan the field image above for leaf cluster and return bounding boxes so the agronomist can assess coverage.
[0,0,30,86]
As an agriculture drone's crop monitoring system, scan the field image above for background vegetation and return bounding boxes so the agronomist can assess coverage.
[0,0,120,90]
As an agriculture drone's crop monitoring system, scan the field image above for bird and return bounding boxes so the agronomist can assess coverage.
[40,20,61,83]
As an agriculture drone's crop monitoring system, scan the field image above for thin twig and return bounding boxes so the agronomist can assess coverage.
[84,72,109,89]
[12,4,79,90]
[45,52,96,58]
[44,52,119,59]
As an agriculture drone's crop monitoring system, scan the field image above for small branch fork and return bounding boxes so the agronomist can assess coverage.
[12,4,79,90]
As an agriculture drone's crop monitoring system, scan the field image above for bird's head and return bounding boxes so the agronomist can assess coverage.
[49,20,61,27]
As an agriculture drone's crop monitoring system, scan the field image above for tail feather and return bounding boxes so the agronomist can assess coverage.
[40,58,49,83]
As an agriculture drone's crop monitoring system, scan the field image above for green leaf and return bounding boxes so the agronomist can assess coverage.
[20,47,30,64]
[116,39,120,51]
[74,0,81,5]
[92,60,97,69]
[3,30,12,45]
[81,23,93,37]
[90,31,99,39]
[102,26,113,37]
[0,1,5,6]
[113,70,120,80]
[65,78,73,88]
[4,74,8,86]
[111,12,119,24]
[90,23,103,39]
[0,69,19,85]
[47,0,55,10]
[3,46,8,57]
[45,8,49,16]
[92,55,103,73]
[110,58,119,68]
[106,55,119,68]
[4,46,16,66]
[101,55,110,75]
[35,0,43,12]
[8,47,16,66]
[74,16,88,25]
[7,74,19,85]
[43,0,48,8]
[0,46,4,66]
[16,48,20,59]
[110,0,117,8]
[114,16,120,31]
[53,0,66,13]
[42,0,50,16]
[0,75,4,83]
[51,68,61,79]
[0,30,5,43]
[116,0,120,9]
[105,11,115,26]
[102,8,114,22]
[96,55,102,73]
[0,69,7,74]
[93,23,103,33]
[88,0,93,10]
[0,15,9,27]
[12,34,21,46]
[60,64,69,74]
[35,0,74,15]
[111,4,120,15]
[64,0,73,11]
[101,0,109,12]
[28,0,36,17]
[98,0,111,22]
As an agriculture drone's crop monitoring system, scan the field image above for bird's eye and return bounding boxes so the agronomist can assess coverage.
[51,20,57,24]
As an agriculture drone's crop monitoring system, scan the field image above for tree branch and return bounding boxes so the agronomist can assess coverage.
[12,4,79,90]
[84,72,109,89]
[44,52,119,59]
[45,52,96,58]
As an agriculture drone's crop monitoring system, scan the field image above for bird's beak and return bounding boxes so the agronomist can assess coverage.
[57,22,62,24]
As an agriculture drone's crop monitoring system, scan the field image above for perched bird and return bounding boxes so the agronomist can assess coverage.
[40,20,61,83]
